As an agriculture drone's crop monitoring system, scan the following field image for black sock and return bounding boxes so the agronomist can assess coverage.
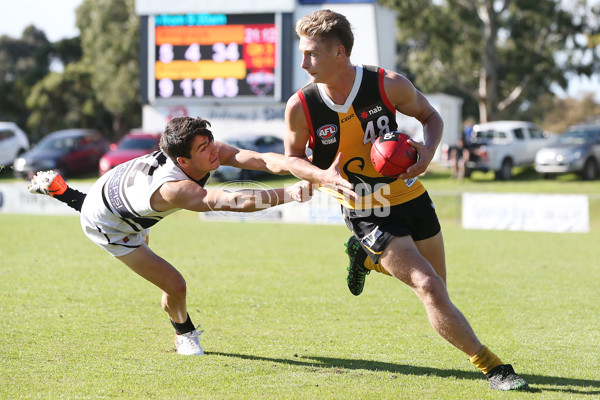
[170,314,195,335]
[54,187,87,212]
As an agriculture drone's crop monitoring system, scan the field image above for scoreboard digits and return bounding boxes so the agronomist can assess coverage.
[151,13,279,102]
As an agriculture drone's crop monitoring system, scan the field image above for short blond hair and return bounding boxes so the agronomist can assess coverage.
[295,9,354,56]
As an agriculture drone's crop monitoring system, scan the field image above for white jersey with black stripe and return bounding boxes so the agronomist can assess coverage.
[80,150,204,256]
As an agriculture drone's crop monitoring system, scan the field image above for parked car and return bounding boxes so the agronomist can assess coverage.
[99,131,161,175]
[465,120,556,180]
[212,134,285,181]
[0,122,29,167]
[535,123,600,180]
[13,129,110,179]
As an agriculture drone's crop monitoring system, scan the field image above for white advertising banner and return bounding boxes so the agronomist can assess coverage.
[202,188,344,225]
[0,182,92,216]
[462,192,589,233]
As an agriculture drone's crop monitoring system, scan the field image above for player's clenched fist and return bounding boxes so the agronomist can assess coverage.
[285,180,314,203]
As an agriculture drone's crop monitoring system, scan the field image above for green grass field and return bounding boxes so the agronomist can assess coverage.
[2,166,600,398]
[1,200,599,398]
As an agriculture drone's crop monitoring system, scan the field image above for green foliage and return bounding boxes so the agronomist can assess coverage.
[513,93,600,133]
[1,213,599,398]
[380,0,599,122]
[52,37,83,66]
[25,63,110,139]
[0,26,51,127]
[0,1,141,141]
[76,0,141,137]
[0,26,51,85]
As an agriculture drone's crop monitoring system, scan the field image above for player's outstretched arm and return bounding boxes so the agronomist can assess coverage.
[215,141,289,175]
[152,179,312,213]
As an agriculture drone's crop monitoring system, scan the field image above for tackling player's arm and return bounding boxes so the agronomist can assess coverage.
[284,93,356,199]
[215,141,289,175]
[151,179,312,213]
[383,70,443,180]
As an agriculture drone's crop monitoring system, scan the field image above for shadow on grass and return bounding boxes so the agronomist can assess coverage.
[421,164,543,183]
[466,166,540,182]
[465,167,586,183]
[208,351,600,395]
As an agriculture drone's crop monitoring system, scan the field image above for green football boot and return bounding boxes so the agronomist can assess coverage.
[486,364,529,391]
[345,235,370,296]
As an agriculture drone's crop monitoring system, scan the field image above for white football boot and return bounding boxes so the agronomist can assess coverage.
[174,328,204,356]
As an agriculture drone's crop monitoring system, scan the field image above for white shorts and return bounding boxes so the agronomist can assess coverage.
[80,174,150,257]
[81,216,149,257]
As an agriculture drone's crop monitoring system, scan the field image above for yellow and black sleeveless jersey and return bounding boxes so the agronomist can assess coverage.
[298,64,425,210]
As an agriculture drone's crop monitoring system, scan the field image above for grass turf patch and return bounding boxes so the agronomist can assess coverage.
[1,212,599,399]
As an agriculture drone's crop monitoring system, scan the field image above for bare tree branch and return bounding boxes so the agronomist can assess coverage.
[432,59,479,99]
[497,75,530,110]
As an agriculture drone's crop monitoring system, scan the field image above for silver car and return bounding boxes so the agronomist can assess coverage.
[535,124,600,180]
[212,134,285,181]
[0,122,30,167]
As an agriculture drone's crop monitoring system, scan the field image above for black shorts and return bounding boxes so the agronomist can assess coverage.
[342,192,441,264]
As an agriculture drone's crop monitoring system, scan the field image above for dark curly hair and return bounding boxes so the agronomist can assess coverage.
[159,117,214,163]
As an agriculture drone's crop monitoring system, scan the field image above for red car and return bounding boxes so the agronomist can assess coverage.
[99,131,161,175]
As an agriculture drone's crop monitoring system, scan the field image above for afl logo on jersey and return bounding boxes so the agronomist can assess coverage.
[316,124,338,145]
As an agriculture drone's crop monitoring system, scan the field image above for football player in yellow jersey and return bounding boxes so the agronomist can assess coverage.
[284,9,528,391]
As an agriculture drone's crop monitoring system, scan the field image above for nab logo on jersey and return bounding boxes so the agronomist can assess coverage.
[316,124,338,145]
[359,105,383,120]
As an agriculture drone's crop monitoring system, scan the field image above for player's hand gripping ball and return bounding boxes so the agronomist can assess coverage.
[370,131,418,177]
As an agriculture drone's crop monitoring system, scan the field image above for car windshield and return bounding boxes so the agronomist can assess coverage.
[558,129,600,145]
[473,129,506,139]
[118,137,158,150]
[36,136,80,151]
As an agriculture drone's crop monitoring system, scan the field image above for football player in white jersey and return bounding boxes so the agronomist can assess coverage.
[28,116,314,355]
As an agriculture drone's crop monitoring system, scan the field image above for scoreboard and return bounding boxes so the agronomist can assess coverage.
[147,13,282,103]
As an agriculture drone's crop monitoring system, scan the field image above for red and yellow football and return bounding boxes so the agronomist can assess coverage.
[370,131,418,177]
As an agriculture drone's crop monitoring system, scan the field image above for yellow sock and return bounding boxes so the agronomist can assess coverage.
[364,257,391,276]
[470,345,503,374]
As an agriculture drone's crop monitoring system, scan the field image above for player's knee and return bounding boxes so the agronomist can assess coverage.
[167,277,187,298]
[414,274,446,303]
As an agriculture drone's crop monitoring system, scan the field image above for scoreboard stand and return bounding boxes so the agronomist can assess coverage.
[136,1,398,139]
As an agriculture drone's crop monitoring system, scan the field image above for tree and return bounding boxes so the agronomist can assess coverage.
[76,0,141,139]
[26,63,111,139]
[380,0,600,122]
[52,37,83,67]
[0,26,51,84]
[1,1,141,140]
[524,93,600,133]
[0,26,51,127]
